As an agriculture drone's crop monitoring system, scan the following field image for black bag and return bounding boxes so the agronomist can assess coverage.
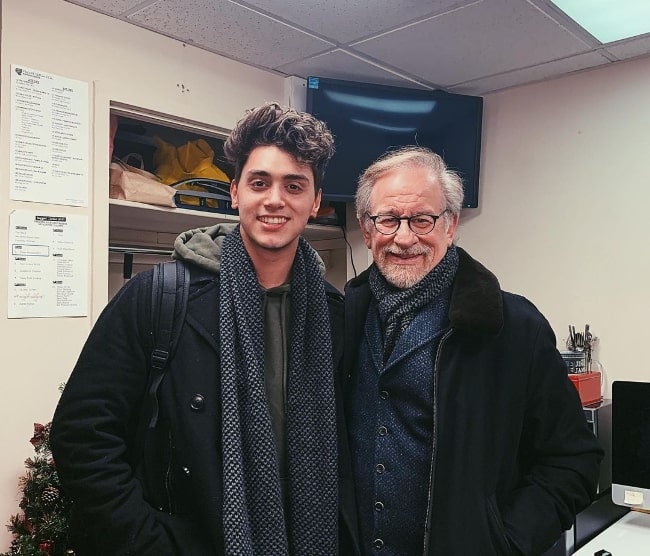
[133,259,190,459]
[148,260,190,426]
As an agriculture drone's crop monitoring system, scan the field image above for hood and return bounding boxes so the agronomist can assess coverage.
[172,222,238,273]
[172,222,327,277]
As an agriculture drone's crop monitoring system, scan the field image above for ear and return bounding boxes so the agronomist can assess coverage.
[360,217,372,248]
[310,188,322,219]
[445,212,459,246]
[230,180,239,209]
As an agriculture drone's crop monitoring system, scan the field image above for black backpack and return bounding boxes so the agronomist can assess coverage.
[130,259,190,466]
[147,260,190,428]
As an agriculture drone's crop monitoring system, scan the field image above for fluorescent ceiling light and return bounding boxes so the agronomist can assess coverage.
[551,0,650,43]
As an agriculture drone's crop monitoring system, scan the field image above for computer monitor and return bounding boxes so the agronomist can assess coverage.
[611,380,650,511]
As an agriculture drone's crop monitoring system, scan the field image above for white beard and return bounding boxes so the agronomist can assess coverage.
[376,246,431,289]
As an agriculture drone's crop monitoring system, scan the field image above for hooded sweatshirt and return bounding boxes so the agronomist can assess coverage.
[171,222,327,505]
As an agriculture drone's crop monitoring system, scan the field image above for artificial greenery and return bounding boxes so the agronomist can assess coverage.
[1,419,73,556]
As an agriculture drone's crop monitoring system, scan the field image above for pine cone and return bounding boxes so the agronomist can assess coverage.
[41,486,60,508]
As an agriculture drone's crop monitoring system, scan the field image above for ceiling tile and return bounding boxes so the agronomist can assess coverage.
[127,0,334,68]
[449,50,611,95]
[277,50,431,90]
[603,35,650,60]
[353,0,593,87]
[240,0,463,43]
[65,0,149,15]
[63,0,650,96]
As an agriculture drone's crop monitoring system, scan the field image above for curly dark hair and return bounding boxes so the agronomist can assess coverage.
[223,102,335,189]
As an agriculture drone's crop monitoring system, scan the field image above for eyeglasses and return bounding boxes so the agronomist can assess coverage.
[365,210,450,235]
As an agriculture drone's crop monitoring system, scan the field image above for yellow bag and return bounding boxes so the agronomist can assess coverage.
[153,137,230,208]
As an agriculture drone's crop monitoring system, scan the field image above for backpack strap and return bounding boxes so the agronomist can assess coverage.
[148,260,190,428]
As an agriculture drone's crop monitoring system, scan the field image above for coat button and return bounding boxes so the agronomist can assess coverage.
[379,390,389,400]
[374,501,384,512]
[373,538,384,549]
[190,394,205,411]
[376,463,385,474]
[378,425,388,436]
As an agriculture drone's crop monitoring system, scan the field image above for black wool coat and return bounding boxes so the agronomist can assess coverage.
[342,247,603,556]
[50,263,359,556]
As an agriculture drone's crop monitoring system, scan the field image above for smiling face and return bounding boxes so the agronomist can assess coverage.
[361,164,458,288]
[230,145,321,266]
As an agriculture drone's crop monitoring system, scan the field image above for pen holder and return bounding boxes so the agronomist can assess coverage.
[561,350,587,374]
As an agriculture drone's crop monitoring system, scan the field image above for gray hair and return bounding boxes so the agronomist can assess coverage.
[355,146,464,229]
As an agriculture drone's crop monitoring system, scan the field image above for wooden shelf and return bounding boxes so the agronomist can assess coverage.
[109,199,345,247]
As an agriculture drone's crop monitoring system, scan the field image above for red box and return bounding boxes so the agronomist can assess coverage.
[568,371,602,406]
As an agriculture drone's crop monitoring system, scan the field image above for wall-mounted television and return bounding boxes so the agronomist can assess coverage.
[306,76,483,207]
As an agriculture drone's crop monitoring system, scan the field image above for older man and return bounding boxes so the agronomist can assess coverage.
[343,146,602,555]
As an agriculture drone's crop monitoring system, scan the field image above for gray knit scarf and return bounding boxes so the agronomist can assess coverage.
[369,244,459,362]
[219,227,338,555]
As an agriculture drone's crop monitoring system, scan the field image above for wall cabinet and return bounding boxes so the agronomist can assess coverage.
[108,104,349,296]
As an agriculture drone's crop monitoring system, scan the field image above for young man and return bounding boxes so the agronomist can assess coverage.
[51,103,358,555]
[343,146,603,555]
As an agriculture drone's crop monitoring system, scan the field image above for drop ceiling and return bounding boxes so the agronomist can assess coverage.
[64,0,650,95]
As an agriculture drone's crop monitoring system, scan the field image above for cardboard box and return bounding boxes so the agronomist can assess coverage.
[569,371,602,406]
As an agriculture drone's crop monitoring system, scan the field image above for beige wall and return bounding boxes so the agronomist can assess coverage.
[0,0,285,547]
[457,54,650,395]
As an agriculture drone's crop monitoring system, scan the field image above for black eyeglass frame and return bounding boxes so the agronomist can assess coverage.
[365,210,451,235]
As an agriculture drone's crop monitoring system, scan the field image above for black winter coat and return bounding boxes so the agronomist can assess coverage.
[51,264,359,555]
[343,248,603,556]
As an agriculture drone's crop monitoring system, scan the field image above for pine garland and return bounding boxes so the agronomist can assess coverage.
[2,419,74,556]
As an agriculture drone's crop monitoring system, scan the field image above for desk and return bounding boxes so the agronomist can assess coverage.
[573,510,650,555]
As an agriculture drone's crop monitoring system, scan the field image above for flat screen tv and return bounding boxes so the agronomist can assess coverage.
[306,76,483,207]
[611,380,650,512]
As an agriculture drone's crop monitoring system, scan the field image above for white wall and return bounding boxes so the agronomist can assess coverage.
[457,54,650,395]
[0,0,285,548]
